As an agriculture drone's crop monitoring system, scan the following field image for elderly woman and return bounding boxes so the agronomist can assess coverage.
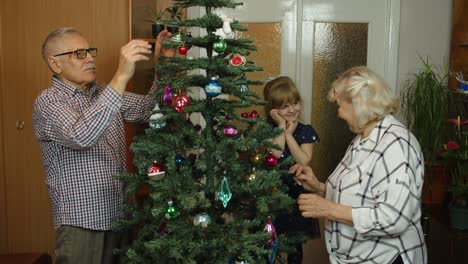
[289,66,427,264]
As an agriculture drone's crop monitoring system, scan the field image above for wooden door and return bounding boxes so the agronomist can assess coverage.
[0,0,129,256]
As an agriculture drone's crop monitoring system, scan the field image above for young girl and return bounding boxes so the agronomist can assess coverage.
[263,76,320,264]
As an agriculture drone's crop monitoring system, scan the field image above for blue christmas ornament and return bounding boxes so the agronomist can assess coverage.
[175,153,185,166]
[205,77,222,97]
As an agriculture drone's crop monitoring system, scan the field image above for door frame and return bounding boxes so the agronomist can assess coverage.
[298,0,401,122]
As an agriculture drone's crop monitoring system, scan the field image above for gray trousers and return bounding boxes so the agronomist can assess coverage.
[55,225,126,264]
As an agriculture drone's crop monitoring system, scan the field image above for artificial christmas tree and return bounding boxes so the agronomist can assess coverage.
[115,1,308,263]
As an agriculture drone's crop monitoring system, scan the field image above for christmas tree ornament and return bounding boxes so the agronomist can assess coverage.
[239,74,249,92]
[223,125,238,138]
[248,110,260,119]
[193,212,212,228]
[222,20,232,34]
[158,220,168,236]
[172,90,191,112]
[249,152,262,166]
[229,54,246,66]
[149,104,166,129]
[246,168,256,181]
[163,85,173,105]
[213,38,227,53]
[187,55,194,60]
[185,32,193,48]
[264,217,278,264]
[265,153,278,167]
[218,176,232,208]
[240,84,249,93]
[171,31,184,43]
[178,45,188,55]
[147,161,165,180]
[165,200,180,219]
[175,153,185,166]
[205,77,222,97]
[241,112,249,118]
[228,259,248,264]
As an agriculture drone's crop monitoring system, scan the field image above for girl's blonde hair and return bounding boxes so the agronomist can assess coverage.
[328,66,400,130]
[263,76,303,124]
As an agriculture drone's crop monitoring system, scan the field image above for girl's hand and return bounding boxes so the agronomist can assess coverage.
[270,109,286,128]
[285,120,298,135]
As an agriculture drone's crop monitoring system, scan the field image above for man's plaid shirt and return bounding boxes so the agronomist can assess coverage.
[33,76,153,230]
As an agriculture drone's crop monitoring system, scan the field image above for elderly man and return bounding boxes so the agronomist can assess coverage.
[33,27,172,263]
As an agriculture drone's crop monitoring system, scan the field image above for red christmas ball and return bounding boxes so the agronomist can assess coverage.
[223,125,238,138]
[265,153,278,167]
[178,45,188,55]
[248,110,260,119]
[147,161,165,180]
[241,112,249,118]
[172,90,191,113]
[229,54,246,66]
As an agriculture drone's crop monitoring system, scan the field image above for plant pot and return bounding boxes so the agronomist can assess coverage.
[152,23,165,39]
[422,163,450,204]
[167,26,179,34]
[449,205,468,230]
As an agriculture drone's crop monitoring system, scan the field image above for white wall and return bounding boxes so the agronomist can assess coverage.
[397,0,453,93]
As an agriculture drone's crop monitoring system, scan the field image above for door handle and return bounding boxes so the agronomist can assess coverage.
[16,120,25,130]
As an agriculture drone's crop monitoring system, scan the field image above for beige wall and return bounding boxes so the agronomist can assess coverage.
[397,0,452,94]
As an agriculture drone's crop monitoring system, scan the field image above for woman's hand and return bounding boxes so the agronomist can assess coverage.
[298,193,354,225]
[288,164,324,193]
[297,193,334,218]
[269,109,286,128]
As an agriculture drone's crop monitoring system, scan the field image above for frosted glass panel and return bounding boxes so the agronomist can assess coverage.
[310,22,368,180]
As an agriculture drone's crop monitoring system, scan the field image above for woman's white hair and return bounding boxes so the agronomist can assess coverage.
[328,66,400,130]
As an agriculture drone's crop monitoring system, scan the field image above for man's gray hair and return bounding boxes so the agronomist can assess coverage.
[41,27,82,62]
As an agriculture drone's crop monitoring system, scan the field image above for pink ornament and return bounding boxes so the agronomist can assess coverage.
[172,90,191,113]
[248,110,260,119]
[163,85,172,105]
[224,125,238,138]
[263,217,277,247]
[265,153,278,167]
[147,161,165,180]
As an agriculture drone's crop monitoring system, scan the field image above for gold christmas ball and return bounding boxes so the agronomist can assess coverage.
[249,152,262,166]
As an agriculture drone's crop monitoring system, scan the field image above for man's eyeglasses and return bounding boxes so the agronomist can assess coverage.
[53,48,98,59]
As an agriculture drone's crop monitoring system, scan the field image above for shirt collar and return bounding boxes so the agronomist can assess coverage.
[363,115,394,145]
[51,75,97,96]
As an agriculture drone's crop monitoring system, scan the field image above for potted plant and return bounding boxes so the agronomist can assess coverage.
[164,6,182,33]
[145,7,167,38]
[440,116,468,229]
[400,56,451,204]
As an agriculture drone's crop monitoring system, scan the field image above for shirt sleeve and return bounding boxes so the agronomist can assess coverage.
[120,91,155,123]
[33,86,122,150]
[351,135,423,237]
